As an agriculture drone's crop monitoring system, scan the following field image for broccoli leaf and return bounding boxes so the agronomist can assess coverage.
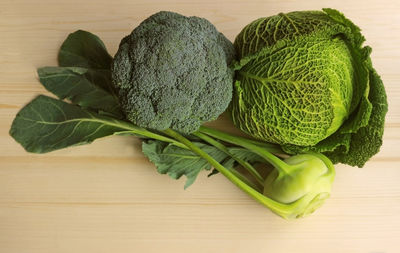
[142,140,228,189]
[38,66,123,118]
[58,30,116,95]
[9,95,128,153]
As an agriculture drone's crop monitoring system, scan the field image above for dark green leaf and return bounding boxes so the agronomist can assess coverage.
[207,169,219,177]
[208,146,267,177]
[142,140,228,189]
[223,147,266,169]
[9,95,129,153]
[325,63,388,167]
[58,30,115,95]
[58,30,112,70]
[38,66,123,118]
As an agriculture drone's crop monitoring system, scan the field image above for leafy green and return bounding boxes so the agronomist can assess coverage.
[231,8,387,167]
[58,30,112,70]
[222,147,266,169]
[232,11,360,146]
[37,66,123,118]
[142,140,227,188]
[58,30,115,95]
[324,63,388,166]
[208,146,267,178]
[9,95,129,153]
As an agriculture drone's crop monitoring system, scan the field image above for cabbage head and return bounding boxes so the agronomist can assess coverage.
[231,8,388,167]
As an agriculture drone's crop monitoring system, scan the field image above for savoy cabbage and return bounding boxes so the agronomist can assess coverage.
[230,8,388,167]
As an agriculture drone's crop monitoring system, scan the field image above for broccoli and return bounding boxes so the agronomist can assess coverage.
[111,11,236,133]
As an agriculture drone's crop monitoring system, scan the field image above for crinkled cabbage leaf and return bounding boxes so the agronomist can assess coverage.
[231,8,388,167]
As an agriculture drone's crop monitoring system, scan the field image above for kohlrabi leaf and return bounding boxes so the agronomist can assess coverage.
[9,95,128,153]
[58,30,112,70]
[142,140,227,189]
[58,30,116,95]
[37,66,123,118]
[223,147,266,170]
[38,67,123,118]
[208,147,266,177]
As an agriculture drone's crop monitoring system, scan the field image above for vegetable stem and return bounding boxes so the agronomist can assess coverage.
[229,167,263,192]
[199,126,283,153]
[198,126,291,174]
[113,120,189,150]
[193,132,264,187]
[162,128,292,219]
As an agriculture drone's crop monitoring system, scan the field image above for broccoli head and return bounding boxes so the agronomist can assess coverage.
[111,11,235,133]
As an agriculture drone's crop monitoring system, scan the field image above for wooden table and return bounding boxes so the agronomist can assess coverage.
[1,0,399,252]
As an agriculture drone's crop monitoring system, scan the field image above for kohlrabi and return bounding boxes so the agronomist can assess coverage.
[166,126,336,219]
[231,8,388,167]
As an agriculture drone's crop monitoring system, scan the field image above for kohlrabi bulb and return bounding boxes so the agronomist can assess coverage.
[263,153,335,219]
[196,126,336,219]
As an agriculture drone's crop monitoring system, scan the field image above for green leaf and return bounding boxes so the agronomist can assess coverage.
[58,30,115,95]
[207,169,219,177]
[208,146,266,178]
[325,63,388,167]
[38,66,123,118]
[142,140,228,189]
[58,30,112,70]
[234,9,386,167]
[9,95,129,153]
[222,147,266,170]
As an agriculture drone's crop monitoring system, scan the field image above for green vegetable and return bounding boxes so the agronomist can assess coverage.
[263,153,334,218]
[111,11,236,133]
[58,30,116,96]
[10,10,359,219]
[231,8,388,167]
[9,95,185,153]
[10,93,334,219]
[37,66,123,118]
[142,140,227,189]
[156,127,334,219]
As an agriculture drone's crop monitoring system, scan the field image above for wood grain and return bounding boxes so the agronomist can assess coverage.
[1,0,399,252]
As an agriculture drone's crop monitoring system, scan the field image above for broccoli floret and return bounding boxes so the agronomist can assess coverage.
[111,11,235,133]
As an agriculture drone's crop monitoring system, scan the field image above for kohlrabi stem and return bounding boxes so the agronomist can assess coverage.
[229,167,263,192]
[193,132,264,187]
[113,119,189,149]
[198,126,291,175]
[199,126,282,153]
[163,128,292,219]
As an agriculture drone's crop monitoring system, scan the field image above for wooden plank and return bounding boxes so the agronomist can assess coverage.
[1,0,399,252]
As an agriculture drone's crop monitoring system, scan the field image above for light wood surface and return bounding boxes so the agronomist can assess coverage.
[1,0,399,252]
